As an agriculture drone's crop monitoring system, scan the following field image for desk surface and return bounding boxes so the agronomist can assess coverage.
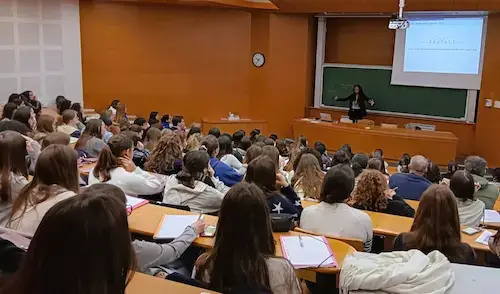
[128,203,356,274]
[127,272,218,294]
[293,119,458,165]
[302,200,490,253]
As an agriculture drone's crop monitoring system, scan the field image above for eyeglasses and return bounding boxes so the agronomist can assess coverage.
[126,205,133,216]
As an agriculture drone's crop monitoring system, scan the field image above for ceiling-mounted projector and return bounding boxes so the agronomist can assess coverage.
[389,19,410,30]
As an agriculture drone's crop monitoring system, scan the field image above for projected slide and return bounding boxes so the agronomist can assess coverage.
[403,17,484,75]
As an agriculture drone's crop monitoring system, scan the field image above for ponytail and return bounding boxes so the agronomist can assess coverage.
[93,134,133,181]
[176,169,195,189]
[93,146,119,182]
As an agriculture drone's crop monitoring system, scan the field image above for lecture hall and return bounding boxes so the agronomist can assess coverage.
[1,0,500,293]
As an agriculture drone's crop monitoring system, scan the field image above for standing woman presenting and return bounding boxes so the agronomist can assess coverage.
[335,85,374,123]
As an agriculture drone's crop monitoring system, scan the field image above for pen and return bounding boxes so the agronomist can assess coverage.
[299,234,304,248]
[197,211,203,221]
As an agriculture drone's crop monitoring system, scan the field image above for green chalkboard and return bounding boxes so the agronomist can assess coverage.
[322,67,468,119]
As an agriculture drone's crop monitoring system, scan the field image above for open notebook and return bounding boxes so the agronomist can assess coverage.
[125,196,149,210]
[154,214,202,240]
[280,235,338,269]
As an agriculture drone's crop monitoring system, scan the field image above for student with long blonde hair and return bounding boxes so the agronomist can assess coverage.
[291,153,324,200]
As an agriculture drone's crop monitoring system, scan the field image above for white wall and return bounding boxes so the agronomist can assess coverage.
[0,0,82,106]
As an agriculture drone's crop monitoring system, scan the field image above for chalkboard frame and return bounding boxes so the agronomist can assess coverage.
[317,64,477,122]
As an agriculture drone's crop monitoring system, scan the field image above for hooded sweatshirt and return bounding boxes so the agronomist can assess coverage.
[162,176,225,213]
[456,198,485,227]
[471,174,499,210]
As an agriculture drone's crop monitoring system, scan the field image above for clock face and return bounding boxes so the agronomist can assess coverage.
[252,53,265,67]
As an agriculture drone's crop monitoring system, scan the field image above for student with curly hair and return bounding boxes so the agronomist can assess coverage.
[350,169,415,217]
[144,132,184,176]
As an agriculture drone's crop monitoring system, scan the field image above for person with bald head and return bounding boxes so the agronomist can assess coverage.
[389,155,432,201]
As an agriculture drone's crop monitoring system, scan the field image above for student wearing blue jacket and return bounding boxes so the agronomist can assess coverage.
[246,155,303,220]
[201,135,243,187]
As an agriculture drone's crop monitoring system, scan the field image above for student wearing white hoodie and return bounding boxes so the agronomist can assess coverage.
[88,134,162,197]
[163,150,228,213]
[450,170,485,227]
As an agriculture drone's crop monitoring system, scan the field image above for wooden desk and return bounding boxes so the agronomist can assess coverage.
[292,119,458,165]
[202,119,267,136]
[127,272,219,294]
[128,203,356,274]
[302,200,490,254]
[79,162,96,176]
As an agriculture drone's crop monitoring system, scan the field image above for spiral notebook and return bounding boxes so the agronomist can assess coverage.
[280,235,337,269]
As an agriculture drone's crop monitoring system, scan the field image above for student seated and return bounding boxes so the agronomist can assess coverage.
[108,99,120,115]
[0,131,29,223]
[148,111,159,125]
[1,102,18,121]
[291,154,324,200]
[0,120,40,174]
[85,183,205,276]
[389,155,432,201]
[56,96,71,114]
[489,232,500,259]
[246,155,302,219]
[208,127,221,138]
[163,150,228,213]
[145,132,183,175]
[300,164,373,252]
[32,114,55,144]
[144,127,161,151]
[70,102,86,131]
[243,144,262,165]
[464,156,499,209]
[88,134,162,196]
[351,169,415,217]
[218,135,246,174]
[74,119,107,158]
[425,160,442,184]
[121,131,150,169]
[393,185,476,265]
[235,136,252,160]
[100,115,114,143]
[331,150,351,166]
[115,104,130,129]
[160,114,171,129]
[41,132,70,149]
[56,109,81,138]
[12,106,36,133]
[195,182,301,294]
[450,170,485,227]
[186,133,203,152]
[201,135,243,187]
[133,118,150,135]
[0,189,136,293]
[171,115,186,131]
[314,141,331,168]
[397,153,411,173]
[1,145,79,235]
[351,153,368,178]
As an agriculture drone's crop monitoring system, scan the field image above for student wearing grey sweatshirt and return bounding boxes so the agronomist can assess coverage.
[450,170,485,227]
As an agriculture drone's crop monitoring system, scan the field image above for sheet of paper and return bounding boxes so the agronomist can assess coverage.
[482,210,500,223]
[125,196,148,209]
[154,214,201,239]
[475,230,495,246]
[281,236,337,269]
[69,137,78,144]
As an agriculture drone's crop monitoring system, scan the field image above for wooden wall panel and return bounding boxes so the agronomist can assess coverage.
[80,2,252,124]
[325,18,395,66]
[475,14,500,167]
[251,14,314,136]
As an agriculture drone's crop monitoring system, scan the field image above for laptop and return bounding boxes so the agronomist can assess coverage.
[320,113,333,122]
